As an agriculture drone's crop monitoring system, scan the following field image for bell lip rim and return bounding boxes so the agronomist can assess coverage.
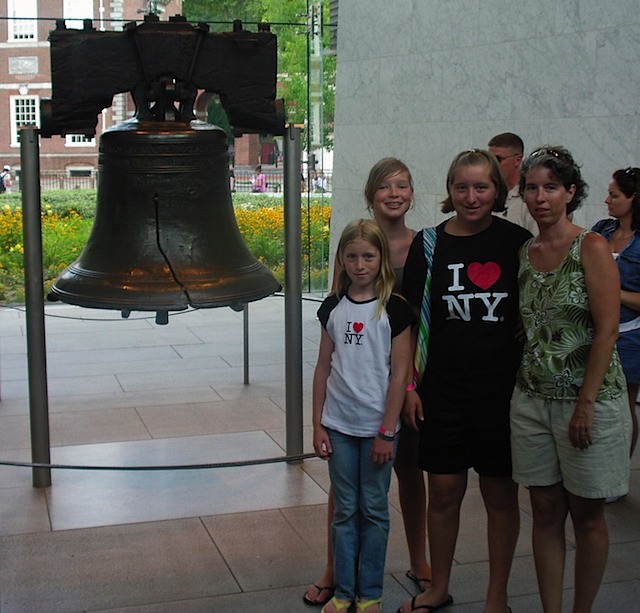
[46,287,282,312]
[103,117,226,135]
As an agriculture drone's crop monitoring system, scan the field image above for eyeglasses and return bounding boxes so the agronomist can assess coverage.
[494,153,518,163]
[530,147,568,160]
[624,167,638,178]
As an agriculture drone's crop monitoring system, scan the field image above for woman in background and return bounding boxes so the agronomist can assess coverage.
[251,165,266,192]
[592,167,640,463]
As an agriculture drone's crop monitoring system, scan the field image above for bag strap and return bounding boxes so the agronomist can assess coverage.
[412,226,437,387]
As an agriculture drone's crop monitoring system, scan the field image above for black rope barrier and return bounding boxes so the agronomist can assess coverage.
[0,452,316,472]
[0,16,309,27]
[0,294,324,474]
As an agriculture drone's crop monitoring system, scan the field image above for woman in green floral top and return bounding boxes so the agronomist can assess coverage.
[510,146,631,613]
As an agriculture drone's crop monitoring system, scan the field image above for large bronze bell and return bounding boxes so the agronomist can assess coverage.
[48,118,281,321]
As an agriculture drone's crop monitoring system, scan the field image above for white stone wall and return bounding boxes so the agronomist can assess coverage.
[330,0,640,261]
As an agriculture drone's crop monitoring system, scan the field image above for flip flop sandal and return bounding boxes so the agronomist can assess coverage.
[303,584,336,607]
[405,570,431,591]
[321,596,353,612]
[397,594,453,612]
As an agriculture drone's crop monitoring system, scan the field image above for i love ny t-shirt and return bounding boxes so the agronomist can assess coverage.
[403,217,531,403]
[317,293,413,437]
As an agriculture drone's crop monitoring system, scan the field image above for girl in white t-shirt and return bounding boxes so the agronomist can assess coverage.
[313,219,413,613]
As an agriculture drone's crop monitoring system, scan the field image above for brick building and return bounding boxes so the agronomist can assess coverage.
[0,0,293,190]
[0,0,182,184]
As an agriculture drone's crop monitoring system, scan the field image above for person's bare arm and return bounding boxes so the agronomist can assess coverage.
[570,233,621,449]
[312,328,334,459]
[371,325,412,464]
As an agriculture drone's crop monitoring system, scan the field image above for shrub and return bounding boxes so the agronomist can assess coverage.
[0,202,93,303]
[0,190,97,219]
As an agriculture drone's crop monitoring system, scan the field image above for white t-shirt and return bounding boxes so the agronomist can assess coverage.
[317,293,412,437]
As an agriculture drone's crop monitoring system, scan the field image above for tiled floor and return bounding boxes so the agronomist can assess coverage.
[0,297,638,612]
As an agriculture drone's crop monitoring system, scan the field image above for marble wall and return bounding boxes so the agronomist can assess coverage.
[330,0,640,257]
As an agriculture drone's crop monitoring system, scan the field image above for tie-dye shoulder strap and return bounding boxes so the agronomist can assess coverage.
[413,226,437,387]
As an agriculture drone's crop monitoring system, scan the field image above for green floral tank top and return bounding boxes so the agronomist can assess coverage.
[516,231,624,400]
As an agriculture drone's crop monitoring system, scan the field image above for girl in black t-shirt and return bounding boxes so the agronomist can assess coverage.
[398,150,531,613]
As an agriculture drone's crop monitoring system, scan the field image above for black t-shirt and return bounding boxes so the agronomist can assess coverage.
[403,216,531,404]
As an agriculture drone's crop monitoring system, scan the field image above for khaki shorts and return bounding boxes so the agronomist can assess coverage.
[510,387,631,499]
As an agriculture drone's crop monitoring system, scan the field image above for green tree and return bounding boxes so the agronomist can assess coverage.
[206,95,234,144]
[182,0,334,148]
[181,0,265,29]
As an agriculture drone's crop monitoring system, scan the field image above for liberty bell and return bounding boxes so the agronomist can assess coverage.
[41,15,285,323]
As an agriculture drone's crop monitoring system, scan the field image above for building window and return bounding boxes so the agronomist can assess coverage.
[66,166,96,189]
[10,96,39,146]
[65,134,96,147]
[64,0,94,29]
[8,0,38,42]
[329,0,339,52]
[68,167,93,177]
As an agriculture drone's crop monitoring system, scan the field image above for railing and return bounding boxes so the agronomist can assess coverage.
[232,167,333,194]
[8,169,333,194]
[40,174,96,191]
[9,173,96,192]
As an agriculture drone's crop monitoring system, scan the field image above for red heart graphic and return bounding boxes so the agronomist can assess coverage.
[467,262,501,289]
[353,322,364,333]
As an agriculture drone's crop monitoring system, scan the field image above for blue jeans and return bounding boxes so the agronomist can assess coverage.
[327,428,396,601]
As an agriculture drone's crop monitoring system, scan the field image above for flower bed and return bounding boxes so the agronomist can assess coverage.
[0,191,330,303]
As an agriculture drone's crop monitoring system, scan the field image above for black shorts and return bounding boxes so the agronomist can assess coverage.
[418,395,512,478]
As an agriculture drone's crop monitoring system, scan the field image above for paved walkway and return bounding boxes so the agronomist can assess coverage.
[0,296,637,612]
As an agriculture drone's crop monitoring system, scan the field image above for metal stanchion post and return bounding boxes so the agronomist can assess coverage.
[283,125,303,461]
[20,126,52,488]
[243,303,249,384]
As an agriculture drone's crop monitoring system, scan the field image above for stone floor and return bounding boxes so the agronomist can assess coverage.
[0,296,637,612]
